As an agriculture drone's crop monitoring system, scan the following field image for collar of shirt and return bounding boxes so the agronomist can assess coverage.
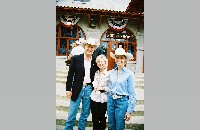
[114,67,127,72]
[97,69,108,76]
[84,54,92,61]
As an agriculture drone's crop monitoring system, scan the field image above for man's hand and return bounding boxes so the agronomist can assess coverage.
[93,87,98,92]
[83,81,87,86]
[66,91,72,100]
[124,112,131,121]
[68,54,73,61]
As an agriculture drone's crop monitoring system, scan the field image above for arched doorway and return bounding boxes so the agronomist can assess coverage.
[56,24,86,56]
[100,29,137,70]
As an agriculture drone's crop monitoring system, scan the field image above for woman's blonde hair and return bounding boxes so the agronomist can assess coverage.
[96,54,108,69]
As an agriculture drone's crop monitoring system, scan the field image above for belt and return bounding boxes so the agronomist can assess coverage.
[84,83,92,87]
[85,83,92,86]
[99,90,106,93]
[110,92,127,99]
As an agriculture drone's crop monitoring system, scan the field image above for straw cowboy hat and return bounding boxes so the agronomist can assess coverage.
[75,38,86,45]
[82,37,99,49]
[110,48,134,60]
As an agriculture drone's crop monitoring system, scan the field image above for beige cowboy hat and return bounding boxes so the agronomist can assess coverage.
[82,37,99,49]
[110,48,134,60]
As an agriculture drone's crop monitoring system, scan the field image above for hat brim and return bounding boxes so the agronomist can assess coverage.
[110,52,134,60]
[75,41,81,45]
[81,43,99,49]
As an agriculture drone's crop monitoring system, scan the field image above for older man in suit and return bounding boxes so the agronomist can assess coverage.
[65,37,99,130]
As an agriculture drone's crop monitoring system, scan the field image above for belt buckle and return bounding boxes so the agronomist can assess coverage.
[112,95,118,99]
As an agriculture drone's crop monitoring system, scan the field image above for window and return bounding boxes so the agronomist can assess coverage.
[56,25,85,56]
[101,29,137,61]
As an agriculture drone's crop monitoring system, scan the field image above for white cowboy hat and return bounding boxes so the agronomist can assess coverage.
[75,38,86,45]
[110,48,134,60]
[75,40,81,45]
[82,37,99,49]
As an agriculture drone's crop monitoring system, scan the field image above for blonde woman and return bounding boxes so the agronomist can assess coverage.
[107,48,136,130]
[90,54,109,130]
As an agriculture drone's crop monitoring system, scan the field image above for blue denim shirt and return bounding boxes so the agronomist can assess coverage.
[108,67,136,113]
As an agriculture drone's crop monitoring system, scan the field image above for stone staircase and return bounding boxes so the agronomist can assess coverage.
[56,56,144,130]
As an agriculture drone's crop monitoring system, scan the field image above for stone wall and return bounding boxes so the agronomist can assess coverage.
[57,15,144,74]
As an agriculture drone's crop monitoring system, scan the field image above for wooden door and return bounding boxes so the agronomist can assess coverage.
[107,42,129,70]
[107,42,118,70]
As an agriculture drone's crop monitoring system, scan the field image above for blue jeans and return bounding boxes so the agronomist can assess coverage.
[107,94,129,130]
[65,85,92,130]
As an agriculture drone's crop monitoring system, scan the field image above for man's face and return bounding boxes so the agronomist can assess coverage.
[72,43,77,48]
[84,44,95,56]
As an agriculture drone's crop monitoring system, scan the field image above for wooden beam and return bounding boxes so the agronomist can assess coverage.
[56,6,144,19]
[98,15,102,29]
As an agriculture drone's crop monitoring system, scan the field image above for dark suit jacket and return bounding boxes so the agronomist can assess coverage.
[66,54,99,101]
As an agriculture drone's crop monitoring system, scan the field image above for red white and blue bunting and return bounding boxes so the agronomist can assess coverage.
[107,18,129,31]
[60,15,80,27]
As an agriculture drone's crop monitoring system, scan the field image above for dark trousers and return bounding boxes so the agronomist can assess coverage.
[91,100,107,130]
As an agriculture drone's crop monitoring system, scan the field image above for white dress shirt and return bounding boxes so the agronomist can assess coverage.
[83,54,92,83]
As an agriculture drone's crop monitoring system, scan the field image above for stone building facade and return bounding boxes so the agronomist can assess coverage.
[56,0,144,74]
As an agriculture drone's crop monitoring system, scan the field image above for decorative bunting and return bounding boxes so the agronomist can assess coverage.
[60,15,80,27]
[107,18,129,31]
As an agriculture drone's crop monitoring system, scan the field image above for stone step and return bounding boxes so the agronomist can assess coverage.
[56,61,67,63]
[56,95,144,104]
[135,79,144,83]
[56,70,143,78]
[56,111,144,124]
[56,65,67,69]
[56,68,68,72]
[56,72,67,79]
[135,73,144,77]
[56,82,144,89]
[56,79,144,89]
[56,62,67,66]
[56,107,143,117]
[56,77,144,85]
[56,64,67,67]
[56,74,143,82]
[56,121,144,129]
[135,85,144,89]
[56,57,67,61]
[56,78,67,82]
[56,83,144,89]
[56,100,144,112]
[56,83,144,100]
[56,71,68,75]
[56,125,141,130]
[56,76,144,81]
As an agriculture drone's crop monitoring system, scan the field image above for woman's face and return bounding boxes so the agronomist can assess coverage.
[115,55,126,67]
[97,58,106,69]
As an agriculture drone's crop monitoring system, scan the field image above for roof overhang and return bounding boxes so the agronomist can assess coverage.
[56,6,144,19]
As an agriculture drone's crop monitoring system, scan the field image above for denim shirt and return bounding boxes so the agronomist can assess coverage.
[108,67,136,113]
